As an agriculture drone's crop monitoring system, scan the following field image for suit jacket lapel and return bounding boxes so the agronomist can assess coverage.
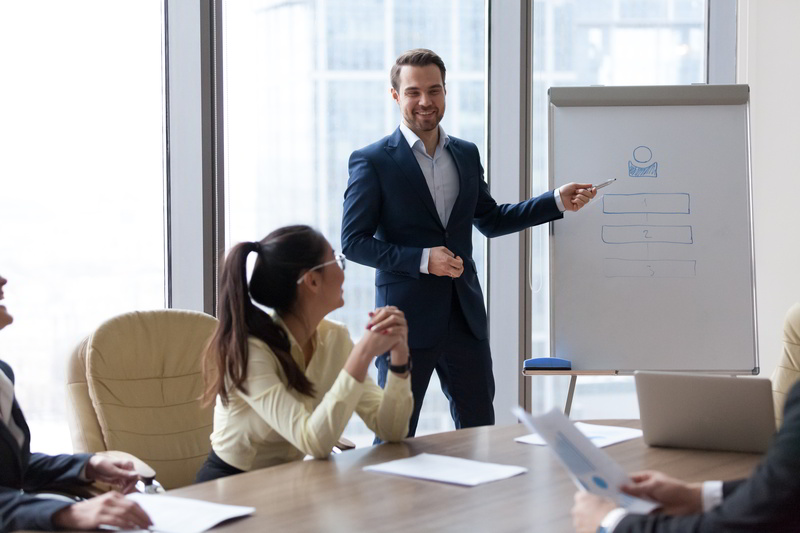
[385,128,444,229]
[445,137,469,229]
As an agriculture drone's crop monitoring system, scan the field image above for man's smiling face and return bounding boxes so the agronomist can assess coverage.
[392,64,446,135]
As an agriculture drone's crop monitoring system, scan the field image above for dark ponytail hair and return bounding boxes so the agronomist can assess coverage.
[202,225,329,406]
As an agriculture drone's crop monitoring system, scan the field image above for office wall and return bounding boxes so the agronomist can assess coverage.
[738,0,800,379]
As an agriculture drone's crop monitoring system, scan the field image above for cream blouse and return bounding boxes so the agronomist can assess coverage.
[209,317,413,471]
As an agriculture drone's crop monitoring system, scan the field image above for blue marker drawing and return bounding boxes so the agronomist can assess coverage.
[592,476,609,489]
[602,225,693,245]
[603,259,697,278]
[628,145,658,177]
[604,193,690,215]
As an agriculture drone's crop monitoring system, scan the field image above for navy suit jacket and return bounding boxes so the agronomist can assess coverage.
[1,360,92,532]
[617,380,800,532]
[342,127,562,349]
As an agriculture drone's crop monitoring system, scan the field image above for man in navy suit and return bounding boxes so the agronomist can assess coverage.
[571,379,800,532]
[0,275,151,531]
[341,49,596,437]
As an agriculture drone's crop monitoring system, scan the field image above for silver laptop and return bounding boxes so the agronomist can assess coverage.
[634,371,776,453]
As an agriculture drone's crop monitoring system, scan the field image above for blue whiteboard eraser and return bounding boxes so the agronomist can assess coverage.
[524,357,572,371]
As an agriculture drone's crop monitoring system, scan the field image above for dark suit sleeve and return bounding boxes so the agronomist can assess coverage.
[471,154,563,238]
[721,479,746,497]
[0,361,93,531]
[0,487,75,532]
[0,453,91,532]
[342,149,423,278]
[24,453,92,492]
[616,383,800,533]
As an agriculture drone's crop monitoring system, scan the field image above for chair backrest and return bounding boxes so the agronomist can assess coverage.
[771,303,800,427]
[66,337,106,453]
[66,309,218,489]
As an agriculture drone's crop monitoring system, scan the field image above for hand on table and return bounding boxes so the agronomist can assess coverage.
[51,491,152,530]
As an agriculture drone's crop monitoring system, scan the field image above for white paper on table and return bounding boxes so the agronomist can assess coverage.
[512,407,658,514]
[363,452,527,487]
[515,422,643,448]
[125,493,255,533]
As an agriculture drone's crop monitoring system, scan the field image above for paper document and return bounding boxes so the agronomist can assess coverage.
[125,493,254,533]
[363,453,527,487]
[515,422,642,448]
[512,406,658,514]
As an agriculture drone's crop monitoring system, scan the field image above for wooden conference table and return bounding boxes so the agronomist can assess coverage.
[152,421,762,533]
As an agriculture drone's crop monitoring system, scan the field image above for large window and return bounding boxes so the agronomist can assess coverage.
[223,0,486,445]
[0,1,165,454]
[529,0,706,418]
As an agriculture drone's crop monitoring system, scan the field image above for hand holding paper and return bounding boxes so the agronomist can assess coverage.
[512,406,658,514]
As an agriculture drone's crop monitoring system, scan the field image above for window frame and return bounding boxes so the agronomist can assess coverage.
[164,0,738,423]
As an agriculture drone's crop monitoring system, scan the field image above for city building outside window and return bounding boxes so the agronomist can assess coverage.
[0,1,165,454]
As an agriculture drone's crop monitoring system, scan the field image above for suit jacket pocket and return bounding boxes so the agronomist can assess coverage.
[375,269,415,286]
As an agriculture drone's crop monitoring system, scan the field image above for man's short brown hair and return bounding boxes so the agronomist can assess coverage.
[390,49,447,91]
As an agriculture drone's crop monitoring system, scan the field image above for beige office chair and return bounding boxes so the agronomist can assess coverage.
[771,302,800,428]
[66,309,218,490]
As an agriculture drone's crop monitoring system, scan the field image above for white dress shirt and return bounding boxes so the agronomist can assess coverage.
[399,123,459,274]
[399,123,567,274]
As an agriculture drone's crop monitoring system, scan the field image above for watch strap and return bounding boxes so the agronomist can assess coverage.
[388,357,412,374]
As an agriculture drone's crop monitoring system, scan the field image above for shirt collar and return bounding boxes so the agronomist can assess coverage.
[270,312,321,367]
[399,123,449,154]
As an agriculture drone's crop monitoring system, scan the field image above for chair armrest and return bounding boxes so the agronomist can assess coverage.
[333,438,356,453]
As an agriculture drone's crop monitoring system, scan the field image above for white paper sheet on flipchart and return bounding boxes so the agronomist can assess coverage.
[512,407,658,514]
[515,422,643,448]
[363,453,527,487]
[120,493,255,533]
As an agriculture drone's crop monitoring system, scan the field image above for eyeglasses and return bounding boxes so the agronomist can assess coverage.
[296,253,346,284]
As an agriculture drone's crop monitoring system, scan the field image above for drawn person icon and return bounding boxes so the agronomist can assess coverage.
[628,145,658,177]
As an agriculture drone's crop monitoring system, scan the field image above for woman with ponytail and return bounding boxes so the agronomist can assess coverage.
[195,225,413,482]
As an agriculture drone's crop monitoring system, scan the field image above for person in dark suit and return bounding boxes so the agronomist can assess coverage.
[341,48,596,437]
[0,275,152,532]
[571,379,800,532]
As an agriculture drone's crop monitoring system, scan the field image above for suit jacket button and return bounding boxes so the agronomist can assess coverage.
[444,231,449,238]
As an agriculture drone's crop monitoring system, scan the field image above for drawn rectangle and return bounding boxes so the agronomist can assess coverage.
[603,193,690,214]
[603,259,697,278]
[602,225,693,244]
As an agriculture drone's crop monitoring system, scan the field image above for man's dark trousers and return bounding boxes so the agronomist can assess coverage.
[375,291,494,439]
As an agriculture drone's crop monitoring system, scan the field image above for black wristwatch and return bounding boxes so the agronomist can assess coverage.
[388,356,412,374]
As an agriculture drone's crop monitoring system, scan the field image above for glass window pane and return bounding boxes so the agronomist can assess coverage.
[530,0,705,419]
[0,1,165,454]
[327,0,384,70]
[224,0,486,445]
